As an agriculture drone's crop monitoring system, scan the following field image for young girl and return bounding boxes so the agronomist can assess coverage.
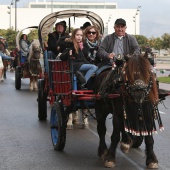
[60,28,98,87]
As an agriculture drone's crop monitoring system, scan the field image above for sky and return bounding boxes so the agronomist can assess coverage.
[1,0,170,38]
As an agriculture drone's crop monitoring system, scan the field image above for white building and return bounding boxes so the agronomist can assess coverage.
[0,1,140,36]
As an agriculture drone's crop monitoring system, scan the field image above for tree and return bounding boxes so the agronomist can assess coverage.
[149,37,162,51]
[0,28,17,51]
[28,29,38,41]
[161,33,170,50]
[134,35,149,51]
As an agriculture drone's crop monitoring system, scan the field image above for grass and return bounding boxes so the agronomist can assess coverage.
[157,76,170,83]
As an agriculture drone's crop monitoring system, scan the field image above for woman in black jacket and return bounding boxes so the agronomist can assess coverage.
[60,28,98,87]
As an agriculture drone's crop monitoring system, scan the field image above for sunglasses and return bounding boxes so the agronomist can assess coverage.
[87,31,96,35]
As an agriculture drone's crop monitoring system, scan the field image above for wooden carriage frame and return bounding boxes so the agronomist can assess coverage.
[37,10,121,151]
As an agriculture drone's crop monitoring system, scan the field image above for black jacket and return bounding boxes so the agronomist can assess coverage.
[47,31,69,55]
[60,41,90,72]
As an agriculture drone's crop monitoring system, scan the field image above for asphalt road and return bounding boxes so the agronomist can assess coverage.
[0,71,170,170]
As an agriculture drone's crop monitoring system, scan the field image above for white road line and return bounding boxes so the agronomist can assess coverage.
[87,122,144,170]
[159,111,166,114]
[88,121,169,170]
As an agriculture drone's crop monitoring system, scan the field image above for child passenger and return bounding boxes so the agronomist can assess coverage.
[60,28,98,88]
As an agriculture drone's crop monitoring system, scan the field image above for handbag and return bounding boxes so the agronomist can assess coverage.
[0,56,4,69]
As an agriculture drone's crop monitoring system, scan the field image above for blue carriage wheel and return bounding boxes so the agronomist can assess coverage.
[50,102,66,151]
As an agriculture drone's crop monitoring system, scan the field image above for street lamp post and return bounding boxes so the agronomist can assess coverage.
[15,0,19,31]
[7,1,14,29]
[7,7,11,28]
[51,0,53,13]
[105,14,112,35]
[133,5,141,35]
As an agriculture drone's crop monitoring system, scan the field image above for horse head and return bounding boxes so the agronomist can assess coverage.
[29,39,42,61]
[122,54,158,104]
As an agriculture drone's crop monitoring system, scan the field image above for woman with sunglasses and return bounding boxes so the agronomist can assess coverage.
[84,26,102,67]
[60,28,98,89]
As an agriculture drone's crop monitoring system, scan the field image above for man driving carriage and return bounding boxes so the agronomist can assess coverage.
[97,18,141,65]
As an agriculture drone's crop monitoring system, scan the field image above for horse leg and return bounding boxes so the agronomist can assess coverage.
[72,111,79,125]
[95,102,108,160]
[116,99,132,153]
[0,68,3,82]
[104,98,131,168]
[33,76,38,90]
[30,76,34,91]
[1,68,4,82]
[104,111,121,168]
[145,135,158,169]
[67,113,73,129]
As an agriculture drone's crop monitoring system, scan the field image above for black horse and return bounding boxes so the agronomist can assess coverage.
[93,54,161,169]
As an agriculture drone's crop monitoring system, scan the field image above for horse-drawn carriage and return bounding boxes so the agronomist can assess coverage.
[15,26,43,90]
[37,10,170,169]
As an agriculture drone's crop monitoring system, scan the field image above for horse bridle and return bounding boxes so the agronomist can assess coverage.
[122,72,153,103]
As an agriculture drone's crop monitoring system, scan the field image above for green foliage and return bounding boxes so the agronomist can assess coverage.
[28,29,38,40]
[161,33,170,49]
[134,35,148,51]
[149,37,163,50]
[157,76,170,83]
[0,28,17,50]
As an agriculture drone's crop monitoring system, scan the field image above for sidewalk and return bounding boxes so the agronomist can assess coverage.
[156,63,170,70]
[159,83,170,91]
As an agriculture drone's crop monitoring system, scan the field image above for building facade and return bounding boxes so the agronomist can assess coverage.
[0,1,140,36]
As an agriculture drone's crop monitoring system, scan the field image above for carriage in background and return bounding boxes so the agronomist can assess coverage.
[15,26,43,90]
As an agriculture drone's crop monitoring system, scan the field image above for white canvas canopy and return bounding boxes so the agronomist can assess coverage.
[38,9,104,46]
[16,26,38,51]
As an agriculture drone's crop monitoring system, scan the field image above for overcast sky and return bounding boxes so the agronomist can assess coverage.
[1,0,170,38]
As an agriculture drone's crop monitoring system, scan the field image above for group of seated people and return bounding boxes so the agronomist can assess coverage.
[46,18,141,89]
[46,21,103,89]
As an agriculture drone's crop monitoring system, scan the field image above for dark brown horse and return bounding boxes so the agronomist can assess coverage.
[93,54,161,169]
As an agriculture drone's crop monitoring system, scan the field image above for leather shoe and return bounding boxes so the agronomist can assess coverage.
[76,71,86,84]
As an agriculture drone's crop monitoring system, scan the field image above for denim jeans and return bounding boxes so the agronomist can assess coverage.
[79,64,98,83]
[47,51,56,59]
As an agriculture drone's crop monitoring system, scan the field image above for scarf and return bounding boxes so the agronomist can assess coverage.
[78,42,84,50]
[86,39,98,61]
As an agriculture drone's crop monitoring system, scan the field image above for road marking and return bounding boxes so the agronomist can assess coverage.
[159,111,166,114]
[88,122,144,170]
[88,121,169,170]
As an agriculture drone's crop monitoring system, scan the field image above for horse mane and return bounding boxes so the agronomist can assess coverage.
[28,39,42,62]
[124,54,158,103]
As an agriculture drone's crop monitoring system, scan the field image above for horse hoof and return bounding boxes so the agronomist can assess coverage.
[120,142,131,153]
[104,160,115,168]
[147,162,158,169]
[81,123,89,129]
[66,125,73,130]
[100,149,108,160]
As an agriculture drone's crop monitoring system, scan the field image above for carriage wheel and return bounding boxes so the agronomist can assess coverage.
[50,102,67,151]
[38,79,47,120]
[129,134,143,148]
[15,66,21,90]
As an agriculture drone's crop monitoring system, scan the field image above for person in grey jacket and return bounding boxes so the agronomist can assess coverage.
[97,18,141,66]
[19,34,30,63]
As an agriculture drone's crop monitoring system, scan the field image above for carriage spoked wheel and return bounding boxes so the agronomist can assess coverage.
[50,101,67,151]
[38,79,47,120]
[15,66,21,90]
